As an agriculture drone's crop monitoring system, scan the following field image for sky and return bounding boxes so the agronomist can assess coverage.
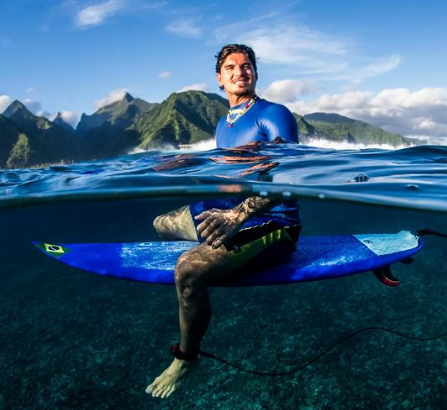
[1,0,447,141]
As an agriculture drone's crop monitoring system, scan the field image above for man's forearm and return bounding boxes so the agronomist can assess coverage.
[232,196,277,223]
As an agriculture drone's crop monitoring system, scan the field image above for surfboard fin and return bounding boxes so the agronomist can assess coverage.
[373,266,400,287]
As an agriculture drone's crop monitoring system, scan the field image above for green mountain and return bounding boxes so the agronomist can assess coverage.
[53,112,75,133]
[293,114,316,137]
[77,92,156,134]
[0,93,418,169]
[301,112,411,146]
[135,91,229,149]
[75,92,158,158]
[2,101,83,168]
[3,100,37,124]
[0,114,25,167]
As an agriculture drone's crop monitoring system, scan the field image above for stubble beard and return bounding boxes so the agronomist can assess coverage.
[231,84,255,98]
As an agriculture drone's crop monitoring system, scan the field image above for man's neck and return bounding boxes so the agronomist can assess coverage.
[227,93,256,107]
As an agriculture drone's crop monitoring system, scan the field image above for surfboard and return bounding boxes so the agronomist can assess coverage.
[33,231,423,287]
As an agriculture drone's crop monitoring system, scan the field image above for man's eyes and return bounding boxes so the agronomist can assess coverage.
[225,65,251,70]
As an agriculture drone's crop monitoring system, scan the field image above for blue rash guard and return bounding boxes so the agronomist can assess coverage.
[216,97,298,148]
[190,97,301,237]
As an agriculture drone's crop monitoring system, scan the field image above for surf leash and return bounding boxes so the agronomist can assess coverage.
[199,326,447,376]
[199,227,447,376]
[416,228,447,239]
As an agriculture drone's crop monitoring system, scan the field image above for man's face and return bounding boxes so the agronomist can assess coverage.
[217,53,257,98]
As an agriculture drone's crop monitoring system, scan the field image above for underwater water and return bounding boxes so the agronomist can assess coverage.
[0,142,447,410]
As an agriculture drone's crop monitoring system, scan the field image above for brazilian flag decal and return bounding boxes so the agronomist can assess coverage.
[36,243,71,258]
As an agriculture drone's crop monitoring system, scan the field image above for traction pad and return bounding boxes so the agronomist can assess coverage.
[354,231,419,256]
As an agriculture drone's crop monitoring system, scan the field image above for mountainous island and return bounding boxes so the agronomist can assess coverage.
[0,91,415,169]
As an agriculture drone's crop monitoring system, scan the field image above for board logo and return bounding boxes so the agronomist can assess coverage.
[44,243,65,254]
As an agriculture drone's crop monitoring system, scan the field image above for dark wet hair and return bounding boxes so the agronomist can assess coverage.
[215,44,258,83]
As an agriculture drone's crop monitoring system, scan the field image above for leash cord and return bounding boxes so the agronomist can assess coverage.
[199,326,447,376]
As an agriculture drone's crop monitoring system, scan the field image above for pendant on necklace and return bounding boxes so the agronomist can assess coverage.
[227,96,256,128]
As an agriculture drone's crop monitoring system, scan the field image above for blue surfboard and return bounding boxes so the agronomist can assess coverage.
[33,231,423,287]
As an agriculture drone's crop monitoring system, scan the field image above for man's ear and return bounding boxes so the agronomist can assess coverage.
[216,72,223,87]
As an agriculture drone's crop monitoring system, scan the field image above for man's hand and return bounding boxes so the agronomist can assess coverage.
[195,208,244,249]
[194,196,275,250]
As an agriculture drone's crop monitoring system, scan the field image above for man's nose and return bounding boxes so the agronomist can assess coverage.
[233,65,244,77]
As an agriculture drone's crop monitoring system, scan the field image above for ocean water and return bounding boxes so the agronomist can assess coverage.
[1,142,447,410]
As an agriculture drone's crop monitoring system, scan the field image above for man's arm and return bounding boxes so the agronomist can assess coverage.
[195,196,277,249]
[262,104,298,143]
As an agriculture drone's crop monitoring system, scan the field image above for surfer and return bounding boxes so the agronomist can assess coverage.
[147,44,300,398]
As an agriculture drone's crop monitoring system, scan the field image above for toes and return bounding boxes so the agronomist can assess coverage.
[161,388,171,399]
[164,387,176,398]
[152,385,164,398]
[146,382,156,394]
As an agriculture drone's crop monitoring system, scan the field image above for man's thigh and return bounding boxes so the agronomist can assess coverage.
[179,225,298,285]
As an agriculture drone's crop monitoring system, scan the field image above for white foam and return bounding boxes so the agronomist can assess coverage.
[304,138,410,151]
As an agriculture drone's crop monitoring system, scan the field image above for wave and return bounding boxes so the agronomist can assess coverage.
[303,138,410,151]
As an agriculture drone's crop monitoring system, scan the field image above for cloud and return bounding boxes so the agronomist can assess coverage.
[213,16,400,80]
[327,55,401,81]
[23,99,43,115]
[215,17,349,74]
[166,17,202,39]
[286,87,447,137]
[26,86,36,93]
[355,55,401,78]
[94,89,128,109]
[178,83,209,92]
[56,111,80,127]
[75,0,125,28]
[159,71,172,78]
[0,95,12,113]
[261,79,318,103]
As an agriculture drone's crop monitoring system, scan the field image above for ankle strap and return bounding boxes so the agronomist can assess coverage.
[170,344,199,361]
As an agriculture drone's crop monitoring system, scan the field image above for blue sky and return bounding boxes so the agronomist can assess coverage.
[1,0,447,140]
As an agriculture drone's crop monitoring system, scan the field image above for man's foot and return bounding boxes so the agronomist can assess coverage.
[146,358,196,398]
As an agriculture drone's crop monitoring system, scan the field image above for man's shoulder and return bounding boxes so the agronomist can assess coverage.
[256,98,294,116]
[255,98,295,122]
[255,97,298,143]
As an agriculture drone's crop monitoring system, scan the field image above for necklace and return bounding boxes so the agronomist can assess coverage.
[226,96,257,128]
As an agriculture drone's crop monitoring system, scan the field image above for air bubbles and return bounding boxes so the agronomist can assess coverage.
[259,190,268,197]
[282,191,292,197]
[318,193,326,199]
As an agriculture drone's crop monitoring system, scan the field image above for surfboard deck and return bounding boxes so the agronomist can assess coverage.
[33,231,423,287]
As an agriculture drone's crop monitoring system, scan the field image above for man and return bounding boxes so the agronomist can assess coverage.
[147,44,300,398]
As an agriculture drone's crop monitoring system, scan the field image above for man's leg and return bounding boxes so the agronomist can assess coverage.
[146,240,264,398]
[153,205,198,241]
[147,225,298,398]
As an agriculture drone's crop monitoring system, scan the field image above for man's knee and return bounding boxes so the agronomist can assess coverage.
[153,214,167,235]
[174,253,204,290]
[153,205,198,241]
